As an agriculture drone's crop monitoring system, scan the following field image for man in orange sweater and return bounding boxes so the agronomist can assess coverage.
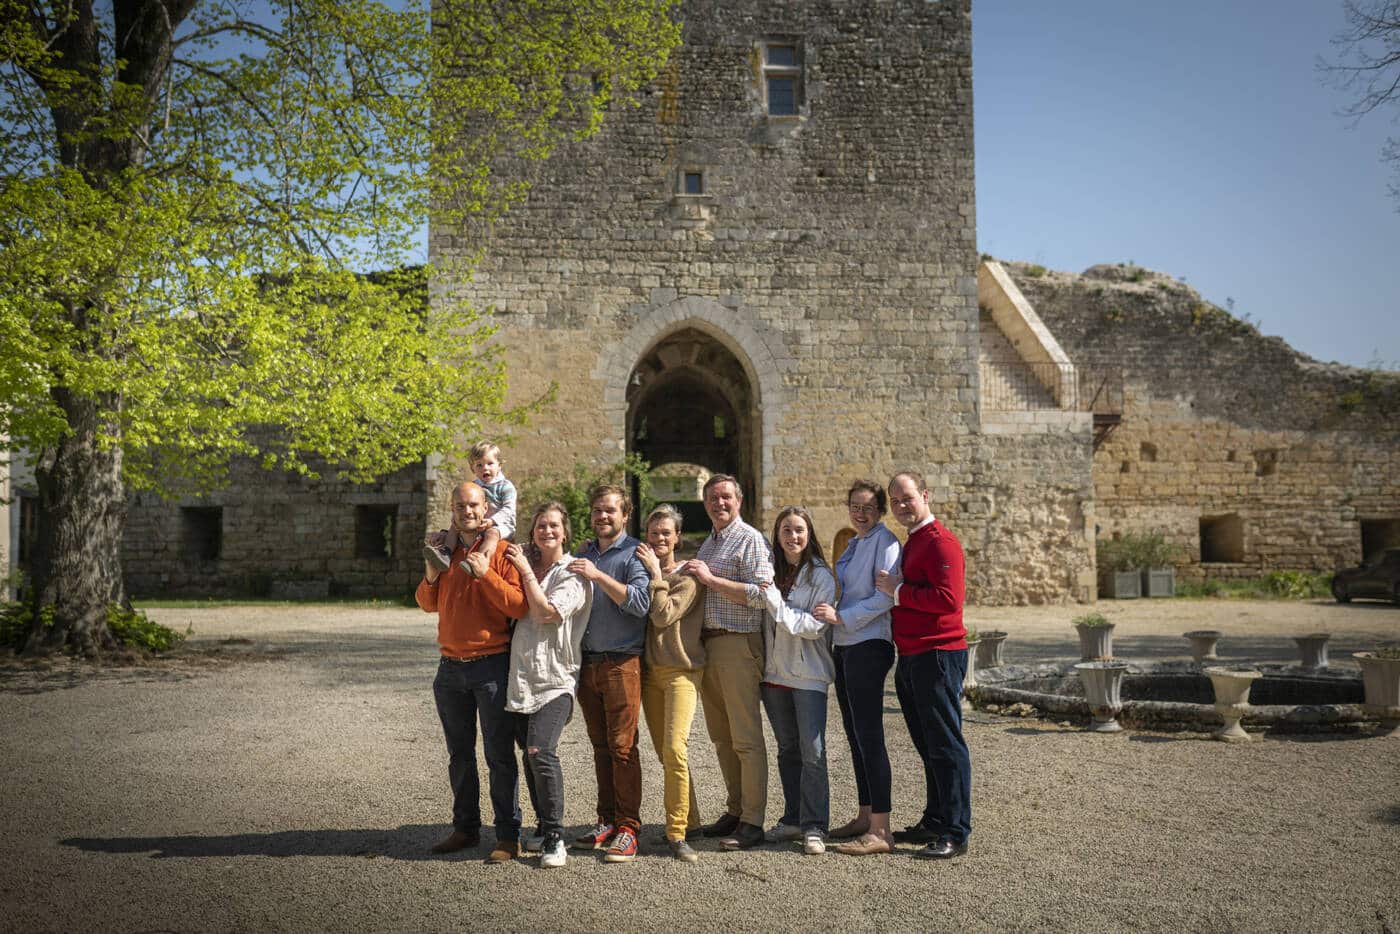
[416,481,530,862]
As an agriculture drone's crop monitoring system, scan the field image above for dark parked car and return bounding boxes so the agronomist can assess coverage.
[1332,548,1400,604]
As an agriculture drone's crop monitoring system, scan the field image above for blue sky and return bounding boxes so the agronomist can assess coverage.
[973,2,1399,369]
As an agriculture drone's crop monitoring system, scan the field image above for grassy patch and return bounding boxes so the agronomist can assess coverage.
[1176,572,1332,600]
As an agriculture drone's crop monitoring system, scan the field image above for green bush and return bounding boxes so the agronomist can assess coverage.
[1025,264,1046,278]
[1097,531,1182,572]
[516,453,654,551]
[105,605,186,652]
[1072,612,1111,628]
[1261,571,1332,600]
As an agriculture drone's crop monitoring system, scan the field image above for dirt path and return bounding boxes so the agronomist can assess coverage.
[1,598,1397,933]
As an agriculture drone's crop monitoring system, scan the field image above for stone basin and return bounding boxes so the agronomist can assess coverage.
[972,661,1370,733]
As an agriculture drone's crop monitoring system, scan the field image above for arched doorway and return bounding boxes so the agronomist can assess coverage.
[627,327,760,530]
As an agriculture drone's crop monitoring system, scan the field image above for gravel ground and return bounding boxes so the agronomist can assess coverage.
[2,597,1398,933]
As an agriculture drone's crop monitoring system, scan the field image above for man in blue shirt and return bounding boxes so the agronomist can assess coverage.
[567,484,651,863]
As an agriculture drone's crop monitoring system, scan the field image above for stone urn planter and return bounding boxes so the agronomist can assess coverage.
[1294,633,1331,671]
[1072,613,1115,660]
[1073,661,1129,733]
[1203,666,1262,742]
[1353,651,1400,737]
[1183,630,1222,664]
[974,630,1008,669]
[962,634,980,714]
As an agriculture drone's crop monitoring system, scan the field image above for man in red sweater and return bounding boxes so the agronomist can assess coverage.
[875,470,971,859]
[416,481,530,862]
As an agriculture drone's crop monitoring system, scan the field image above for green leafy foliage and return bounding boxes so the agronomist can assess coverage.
[517,454,655,551]
[1072,612,1111,628]
[1,1,680,490]
[1096,531,1181,572]
[104,606,186,653]
[1176,573,1333,600]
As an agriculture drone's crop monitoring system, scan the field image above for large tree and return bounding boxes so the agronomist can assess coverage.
[0,0,679,653]
[1323,0,1400,204]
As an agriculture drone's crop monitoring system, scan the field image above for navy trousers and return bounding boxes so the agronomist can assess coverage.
[894,648,972,844]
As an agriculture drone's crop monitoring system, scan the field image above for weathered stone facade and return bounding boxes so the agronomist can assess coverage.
[432,0,1096,604]
[1004,260,1400,578]
[122,458,428,599]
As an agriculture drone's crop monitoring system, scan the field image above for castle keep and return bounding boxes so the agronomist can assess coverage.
[432,0,1098,604]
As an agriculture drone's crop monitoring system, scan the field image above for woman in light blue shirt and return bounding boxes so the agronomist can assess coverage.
[815,479,902,856]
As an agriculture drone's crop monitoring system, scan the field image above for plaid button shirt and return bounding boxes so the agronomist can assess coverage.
[696,517,774,633]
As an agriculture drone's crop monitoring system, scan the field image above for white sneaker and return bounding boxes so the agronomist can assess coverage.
[539,834,567,868]
[766,821,801,843]
[803,831,826,855]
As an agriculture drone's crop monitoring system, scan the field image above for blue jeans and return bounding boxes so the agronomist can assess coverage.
[760,684,829,833]
[833,639,895,813]
[895,648,971,845]
[432,653,522,841]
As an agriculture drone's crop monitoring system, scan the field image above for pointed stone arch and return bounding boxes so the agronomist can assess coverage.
[593,295,791,515]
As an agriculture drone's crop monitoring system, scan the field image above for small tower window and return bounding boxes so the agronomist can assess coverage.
[683,171,704,195]
[763,42,802,116]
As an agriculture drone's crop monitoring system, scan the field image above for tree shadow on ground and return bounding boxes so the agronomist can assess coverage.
[62,824,477,862]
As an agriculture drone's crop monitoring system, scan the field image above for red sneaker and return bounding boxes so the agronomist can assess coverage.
[571,822,615,850]
[603,828,638,863]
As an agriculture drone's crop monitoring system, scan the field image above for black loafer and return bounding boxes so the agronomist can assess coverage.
[915,837,968,860]
[892,822,939,844]
[700,812,741,838]
[720,822,765,850]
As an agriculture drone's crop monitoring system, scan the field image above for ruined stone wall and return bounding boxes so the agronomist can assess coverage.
[431,0,1091,604]
[123,458,428,599]
[1005,261,1400,578]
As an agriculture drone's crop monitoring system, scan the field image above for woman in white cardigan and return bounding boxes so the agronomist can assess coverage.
[503,501,593,869]
[760,505,838,856]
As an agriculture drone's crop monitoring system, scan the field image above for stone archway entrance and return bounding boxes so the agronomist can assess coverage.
[627,327,760,528]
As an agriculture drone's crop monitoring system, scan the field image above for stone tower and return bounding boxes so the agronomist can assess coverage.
[434,0,1097,603]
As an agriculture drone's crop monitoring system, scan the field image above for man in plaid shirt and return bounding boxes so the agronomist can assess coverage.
[681,474,774,850]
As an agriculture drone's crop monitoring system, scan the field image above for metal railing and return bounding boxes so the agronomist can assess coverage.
[979,360,1124,414]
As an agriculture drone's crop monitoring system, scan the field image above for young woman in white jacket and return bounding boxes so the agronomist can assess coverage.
[760,505,838,855]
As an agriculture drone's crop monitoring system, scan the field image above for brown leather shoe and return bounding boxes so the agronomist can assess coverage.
[487,839,520,863]
[430,829,479,854]
[833,833,892,856]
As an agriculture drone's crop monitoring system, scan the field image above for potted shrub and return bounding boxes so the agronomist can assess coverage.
[1136,532,1180,598]
[975,630,1008,669]
[1072,612,1115,660]
[1353,647,1400,737]
[1203,666,1262,742]
[1073,660,1129,733]
[1096,537,1141,599]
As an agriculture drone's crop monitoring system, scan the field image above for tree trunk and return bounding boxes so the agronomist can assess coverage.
[25,390,127,656]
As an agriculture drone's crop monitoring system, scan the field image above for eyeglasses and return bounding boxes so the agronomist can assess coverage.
[847,503,879,515]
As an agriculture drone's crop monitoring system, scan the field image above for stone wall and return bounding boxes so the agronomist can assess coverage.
[123,457,428,599]
[1004,260,1400,578]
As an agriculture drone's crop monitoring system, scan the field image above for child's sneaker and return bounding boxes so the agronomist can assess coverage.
[422,542,451,571]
